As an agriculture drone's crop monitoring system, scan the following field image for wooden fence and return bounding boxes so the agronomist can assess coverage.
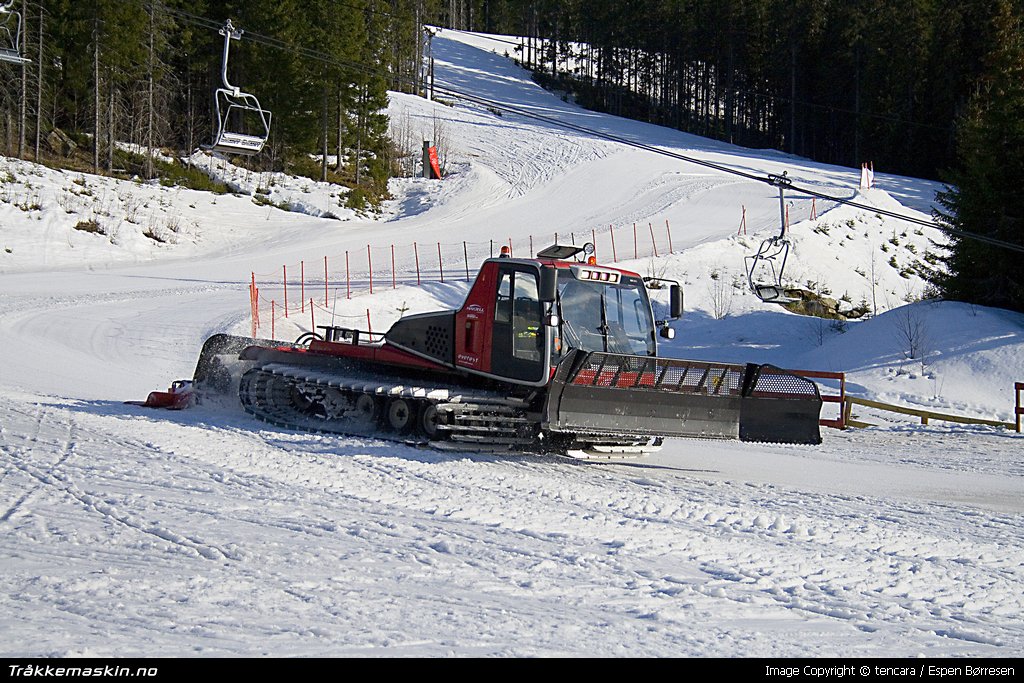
[788,372,1022,434]
[844,395,1019,432]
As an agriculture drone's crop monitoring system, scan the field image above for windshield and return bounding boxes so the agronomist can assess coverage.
[557,275,655,356]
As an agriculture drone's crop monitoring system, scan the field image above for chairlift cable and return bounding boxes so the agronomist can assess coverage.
[147,4,1024,255]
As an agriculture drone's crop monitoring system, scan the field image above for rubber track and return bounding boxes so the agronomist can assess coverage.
[238,363,539,450]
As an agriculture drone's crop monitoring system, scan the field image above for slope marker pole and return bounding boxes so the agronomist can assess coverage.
[414,242,421,285]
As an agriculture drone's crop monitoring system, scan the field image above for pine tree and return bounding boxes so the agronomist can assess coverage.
[933,1,1024,312]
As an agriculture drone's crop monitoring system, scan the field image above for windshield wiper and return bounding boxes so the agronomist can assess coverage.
[598,288,610,352]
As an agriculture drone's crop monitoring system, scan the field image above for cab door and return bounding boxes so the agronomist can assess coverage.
[490,264,547,383]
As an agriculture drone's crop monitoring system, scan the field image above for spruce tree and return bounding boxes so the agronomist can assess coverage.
[933,1,1024,312]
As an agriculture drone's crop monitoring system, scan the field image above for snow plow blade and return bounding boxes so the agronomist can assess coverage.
[544,352,822,445]
[191,333,281,395]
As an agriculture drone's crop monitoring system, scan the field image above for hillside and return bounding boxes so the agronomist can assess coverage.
[1,29,1022,658]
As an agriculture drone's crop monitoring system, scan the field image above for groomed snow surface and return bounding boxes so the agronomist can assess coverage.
[1,30,1022,658]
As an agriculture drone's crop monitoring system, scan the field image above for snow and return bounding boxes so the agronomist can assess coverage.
[1,29,1023,658]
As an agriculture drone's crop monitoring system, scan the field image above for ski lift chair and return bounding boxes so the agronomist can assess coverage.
[0,4,29,64]
[744,172,798,305]
[745,235,797,304]
[208,20,271,157]
[212,88,272,156]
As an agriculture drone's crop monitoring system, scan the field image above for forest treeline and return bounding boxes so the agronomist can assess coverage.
[0,0,441,204]
[447,0,1020,182]
[1,1,1017,186]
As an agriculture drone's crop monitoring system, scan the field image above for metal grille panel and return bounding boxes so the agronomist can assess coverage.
[749,366,820,398]
[569,353,745,397]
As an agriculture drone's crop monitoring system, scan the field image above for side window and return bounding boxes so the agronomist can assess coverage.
[512,272,541,361]
[495,272,512,323]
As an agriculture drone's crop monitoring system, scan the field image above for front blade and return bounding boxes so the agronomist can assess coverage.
[545,352,822,445]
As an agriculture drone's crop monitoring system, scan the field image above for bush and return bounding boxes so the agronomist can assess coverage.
[345,187,369,211]
[74,219,102,234]
[153,158,229,194]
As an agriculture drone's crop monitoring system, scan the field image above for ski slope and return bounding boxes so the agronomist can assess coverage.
[1,29,1022,658]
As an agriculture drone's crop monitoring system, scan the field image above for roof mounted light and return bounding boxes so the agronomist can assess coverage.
[571,264,621,284]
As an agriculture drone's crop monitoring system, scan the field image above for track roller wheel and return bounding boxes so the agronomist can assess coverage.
[386,397,415,434]
[353,393,380,427]
[418,402,446,440]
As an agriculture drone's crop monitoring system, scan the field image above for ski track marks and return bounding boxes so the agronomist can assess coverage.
[2,391,1021,657]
